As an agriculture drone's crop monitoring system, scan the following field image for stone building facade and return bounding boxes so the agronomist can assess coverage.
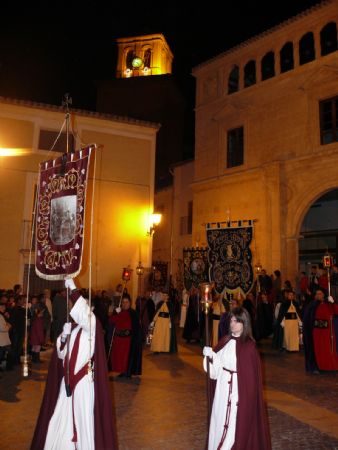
[192,1,338,285]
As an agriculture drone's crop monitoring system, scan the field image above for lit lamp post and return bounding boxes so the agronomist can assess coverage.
[323,251,333,297]
[254,261,262,308]
[147,212,162,237]
[200,282,213,427]
[136,261,144,297]
[323,251,334,353]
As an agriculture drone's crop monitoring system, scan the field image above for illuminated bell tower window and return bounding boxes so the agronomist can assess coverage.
[144,48,151,68]
[126,51,134,70]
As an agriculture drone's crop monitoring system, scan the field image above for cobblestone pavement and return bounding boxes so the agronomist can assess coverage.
[0,330,338,449]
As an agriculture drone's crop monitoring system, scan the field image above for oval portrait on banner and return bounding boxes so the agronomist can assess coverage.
[190,258,206,275]
[50,195,77,245]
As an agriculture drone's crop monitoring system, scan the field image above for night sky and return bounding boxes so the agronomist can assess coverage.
[0,0,323,111]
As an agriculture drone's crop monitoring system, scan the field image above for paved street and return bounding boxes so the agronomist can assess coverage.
[1,329,338,450]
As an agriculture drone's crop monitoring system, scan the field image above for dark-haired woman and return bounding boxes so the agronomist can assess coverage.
[203,307,271,450]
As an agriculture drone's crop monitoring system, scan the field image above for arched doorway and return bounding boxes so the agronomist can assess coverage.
[299,189,338,274]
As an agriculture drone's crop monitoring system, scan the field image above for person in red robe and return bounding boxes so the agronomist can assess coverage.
[108,296,142,378]
[313,288,338,371]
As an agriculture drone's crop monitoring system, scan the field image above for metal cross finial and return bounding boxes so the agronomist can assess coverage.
[62,93,73,112]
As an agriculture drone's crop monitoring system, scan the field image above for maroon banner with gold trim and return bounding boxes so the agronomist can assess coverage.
[35,146,93,280]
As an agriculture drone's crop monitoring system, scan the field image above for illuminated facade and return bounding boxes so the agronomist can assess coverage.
[0,98,158,299]
[192,1,338,285]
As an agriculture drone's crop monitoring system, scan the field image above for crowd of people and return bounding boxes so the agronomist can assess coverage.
[0,281,180,376]
[178,265,338,378]
[1,265,338,449]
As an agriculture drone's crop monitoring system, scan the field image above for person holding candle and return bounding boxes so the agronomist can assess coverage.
[203,307,271,450]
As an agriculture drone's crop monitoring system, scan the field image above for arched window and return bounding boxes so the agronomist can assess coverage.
[299,32,315,65]
[144,48,152,68]
[261,51,275,81]
[280,42,294,73]
[320,22,337,56]
[244,60,256,87]
[228,65,239,94]
[126,50,134,70]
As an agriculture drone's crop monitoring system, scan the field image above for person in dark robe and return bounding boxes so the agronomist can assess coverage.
[302,290,320,373]
[183,286,202,343]
[30,278,117,450]
[256,293,274,341]
[93,291,110,329]
[136,292,155,342]
[8,296,25,365]
[242,292,257,339]
[108,296,143,378]
[203,307,271,450]
[259,269,273,295]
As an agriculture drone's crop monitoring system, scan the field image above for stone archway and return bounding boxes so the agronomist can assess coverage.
[284,181,338,284]
[298,189,338,272]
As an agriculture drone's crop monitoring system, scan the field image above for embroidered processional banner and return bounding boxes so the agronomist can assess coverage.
[206,221,254,295]
[183,247,209,290]
[35,146,93,280]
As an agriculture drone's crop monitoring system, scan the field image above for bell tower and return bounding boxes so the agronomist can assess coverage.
[115,33,173,78]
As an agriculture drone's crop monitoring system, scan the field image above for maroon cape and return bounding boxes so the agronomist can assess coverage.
[211,336,271,450]
[30,319,117,450]
[30,317,45,346]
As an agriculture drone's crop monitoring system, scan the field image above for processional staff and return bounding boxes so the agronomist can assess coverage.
[63,94,75,396]
[200,282,213,427]
[323,252,334,354]
[107,267,132,361]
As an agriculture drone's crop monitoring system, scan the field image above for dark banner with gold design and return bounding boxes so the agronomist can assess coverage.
[183,247,209,290]
[35,147,93,280]
[206,221,254,295]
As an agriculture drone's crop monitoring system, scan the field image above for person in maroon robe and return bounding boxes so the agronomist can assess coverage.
[203,307,271,450]
[312,289,338,371]
[108,295,142,378]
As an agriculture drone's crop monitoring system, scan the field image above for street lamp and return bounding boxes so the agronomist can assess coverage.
[136,261,144,276]
[147,212,162,237]
[254,261,262,307]
[136,261,144,297]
